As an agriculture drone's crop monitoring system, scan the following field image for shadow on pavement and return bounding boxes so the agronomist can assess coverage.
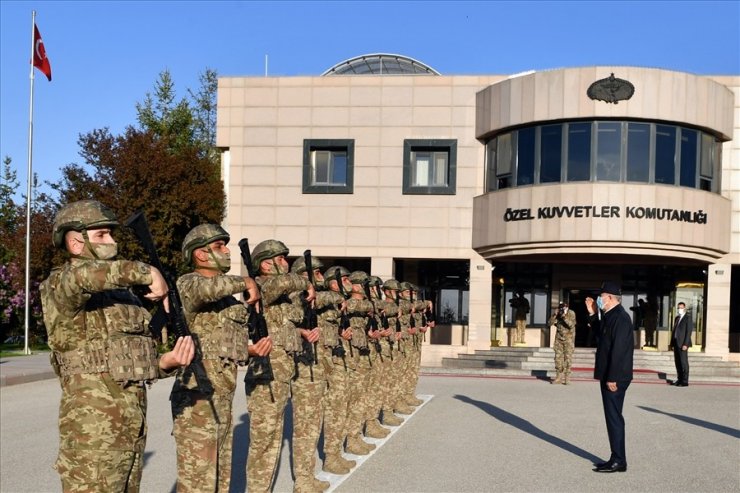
[453,394,601,463]
[638,406,740,439]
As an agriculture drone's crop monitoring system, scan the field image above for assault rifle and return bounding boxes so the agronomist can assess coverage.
[124,211,215,399]
[334,268,353,358]
[238,238,274,384]
[296,250,318,380]
[393,288,405,356]
[363,280,382,360]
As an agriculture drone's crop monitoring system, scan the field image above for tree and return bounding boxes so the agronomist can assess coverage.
[52,127,224,270]
[0,156,20,264]
[188,68,219,165]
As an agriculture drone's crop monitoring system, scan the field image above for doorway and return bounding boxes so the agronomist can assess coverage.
[564,288,597,348]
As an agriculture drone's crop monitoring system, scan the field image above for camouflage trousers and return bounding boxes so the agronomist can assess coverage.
[390,338,409,408]
[171,362,238,493]
[54,373,147,493]
[345,349,373,438]
[399,337,418,401]
[554,332,575,375]
[366,342,388,421]
[321,346,350,458]
[291,353,327,481]
[515,319,527,343]
[245,347,294,493]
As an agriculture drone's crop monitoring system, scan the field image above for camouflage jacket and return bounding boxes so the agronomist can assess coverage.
[177,272,250,364]
[256,273,309,353]
[398,299,414,338]
[315,290,344,347]
[39,258,162,383]
[346,297,372,349]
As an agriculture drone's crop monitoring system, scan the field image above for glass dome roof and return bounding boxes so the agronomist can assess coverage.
[322,53,440,76]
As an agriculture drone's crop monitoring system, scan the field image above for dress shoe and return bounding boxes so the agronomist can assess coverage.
[676,382,689,387]
[670,381,680,386]
[593,462,627,473]
[594,459,613,468]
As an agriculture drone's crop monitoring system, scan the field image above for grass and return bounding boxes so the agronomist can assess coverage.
[0,343,50,357]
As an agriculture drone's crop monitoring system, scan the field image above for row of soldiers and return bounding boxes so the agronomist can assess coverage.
[39,200,432,493]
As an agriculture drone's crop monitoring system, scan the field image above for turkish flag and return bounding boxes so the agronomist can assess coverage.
[32,24,52,81]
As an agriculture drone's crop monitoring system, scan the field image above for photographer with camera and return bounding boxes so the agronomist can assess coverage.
[549,301,577,384]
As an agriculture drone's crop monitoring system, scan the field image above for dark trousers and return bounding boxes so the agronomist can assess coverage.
[673,344,690,383]
[600,380,630,464]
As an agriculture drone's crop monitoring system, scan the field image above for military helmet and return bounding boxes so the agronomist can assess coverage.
[324,265,350,280]
[383,278,401,291]
[399,281,414,291]
[291,255,324,275]
[181,224,230,264]
[251,239,289,272]
[52,200,119,249]
[349,270,369,285]
[369,275,383,286]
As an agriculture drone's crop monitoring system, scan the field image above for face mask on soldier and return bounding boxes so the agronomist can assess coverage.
[208,248,231,273]
[91,242,118,260]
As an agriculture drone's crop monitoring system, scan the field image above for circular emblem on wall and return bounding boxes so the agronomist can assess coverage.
[587,73,635,104]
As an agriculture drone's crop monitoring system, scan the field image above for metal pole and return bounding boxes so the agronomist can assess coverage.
[24,11,37,355]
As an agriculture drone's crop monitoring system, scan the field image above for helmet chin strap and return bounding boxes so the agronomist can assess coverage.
[198,246,227,273]
[70,229,99,260]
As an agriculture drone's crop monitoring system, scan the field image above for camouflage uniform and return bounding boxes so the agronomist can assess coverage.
[549,306,577,384]
[362,277,392,439]
[171,224,250,493]
[376,280,405,426]
[315,288,355,473]
[40,200,171,493]
[343,273,377,455]
[395,286,416,414]
[244,240,324,493]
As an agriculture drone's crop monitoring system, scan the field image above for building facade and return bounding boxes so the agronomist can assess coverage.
[216,55,739,364]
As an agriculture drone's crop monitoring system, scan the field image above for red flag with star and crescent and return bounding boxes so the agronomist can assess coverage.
[32,23,52,81]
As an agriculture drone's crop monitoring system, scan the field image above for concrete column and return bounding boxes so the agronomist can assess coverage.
[705,263,731,358]
[467,257,493,352]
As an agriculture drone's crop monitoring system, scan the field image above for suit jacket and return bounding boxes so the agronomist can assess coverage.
[590,303,634,382]
[672,313,693,348]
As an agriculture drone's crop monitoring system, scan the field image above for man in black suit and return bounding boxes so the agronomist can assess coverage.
[671,302,693,386]
[586,281,633,473]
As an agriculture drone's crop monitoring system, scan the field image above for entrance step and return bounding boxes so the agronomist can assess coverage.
[437,347,740,383]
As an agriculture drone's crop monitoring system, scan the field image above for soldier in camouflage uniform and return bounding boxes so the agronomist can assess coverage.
[287,255,330,488]
[40,200,195,493]
[381,279,413,417]
[549,302,577,385]
[244,240,326,493]
[374,278,405,427]
[171,224,271,492]
[343,271,378,455]
[361,275,393,439]
[406,283,430,406]
[398,282,424,408]
[320,266,356,473]
[393,282,418,415]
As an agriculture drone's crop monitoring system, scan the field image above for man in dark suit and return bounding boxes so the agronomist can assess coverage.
[671,302,693,386]
[585,281,633,473]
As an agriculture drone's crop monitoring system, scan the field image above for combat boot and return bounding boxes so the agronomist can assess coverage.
[394,403,414,415]
[381,410,404,426]
[294,476,329,493]
[405,395,424,406]
[552,373,563,385]
[364,419,390,439]
[563,374,571,385]
[323,455,351,475]
[346,434,375,455]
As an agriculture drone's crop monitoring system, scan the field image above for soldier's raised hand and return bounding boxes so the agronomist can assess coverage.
[159,336,195,370]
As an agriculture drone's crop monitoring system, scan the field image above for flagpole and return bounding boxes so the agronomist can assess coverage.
[24,10,37,355]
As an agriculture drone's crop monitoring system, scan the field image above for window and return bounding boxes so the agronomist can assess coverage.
[567,123,591,182]
[486,138,497,192]
[496,134,513,189]
[655,125,676,185]
[403,139,457,195]
[596,122,622,181]
[540,125,562,183]
[302,139,354,194]
[516,127,535,186]
[626,123,650,182]
[680,129,698,188]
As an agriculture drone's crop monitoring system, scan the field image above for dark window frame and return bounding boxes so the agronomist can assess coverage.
[403,139,457,195]
[302,139,355,194]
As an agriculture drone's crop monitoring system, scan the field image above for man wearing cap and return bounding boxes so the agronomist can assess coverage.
[40,200,195,492]
[586,281,634,473]
[172,224,269,492]
[549,302,577,385]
